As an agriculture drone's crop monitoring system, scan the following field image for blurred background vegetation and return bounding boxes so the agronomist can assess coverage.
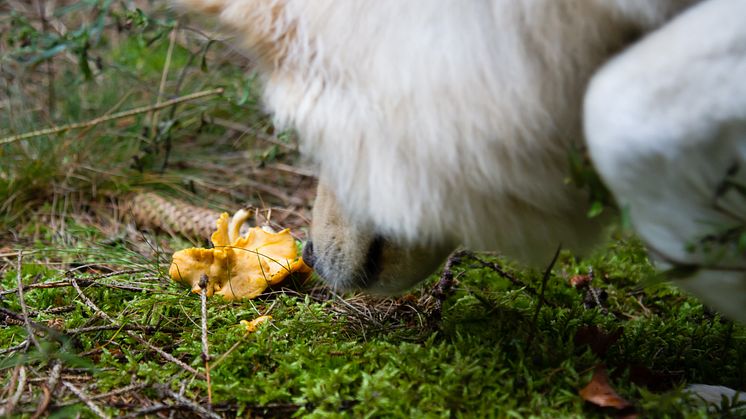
[0,0,313,243]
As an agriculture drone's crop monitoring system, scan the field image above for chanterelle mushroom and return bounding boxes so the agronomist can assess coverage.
[169,209,311,300]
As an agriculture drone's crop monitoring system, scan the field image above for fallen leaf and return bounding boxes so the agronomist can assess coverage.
[579,365,632,410]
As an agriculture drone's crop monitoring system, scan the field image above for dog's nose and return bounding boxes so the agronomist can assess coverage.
[302,241,315,268]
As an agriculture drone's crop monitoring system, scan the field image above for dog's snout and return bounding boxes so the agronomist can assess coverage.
[360,235,385,286]
[302,241,315,268]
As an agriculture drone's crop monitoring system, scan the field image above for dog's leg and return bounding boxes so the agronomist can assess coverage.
[584,0,746,321]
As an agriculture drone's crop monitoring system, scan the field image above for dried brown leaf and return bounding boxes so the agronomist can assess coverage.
[570,274,591,288]
[580,365,632,410]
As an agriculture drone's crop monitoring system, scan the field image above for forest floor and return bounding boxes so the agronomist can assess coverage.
[1,2,744,417]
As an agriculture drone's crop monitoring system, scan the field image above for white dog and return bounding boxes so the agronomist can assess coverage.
[176,0,746,322]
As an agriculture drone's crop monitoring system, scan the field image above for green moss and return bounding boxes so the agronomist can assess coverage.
[1,230,745,417]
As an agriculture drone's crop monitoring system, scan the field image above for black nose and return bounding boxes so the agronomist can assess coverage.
[302,241,315,268]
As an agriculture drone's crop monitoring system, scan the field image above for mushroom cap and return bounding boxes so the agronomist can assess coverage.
[169,211,311,300]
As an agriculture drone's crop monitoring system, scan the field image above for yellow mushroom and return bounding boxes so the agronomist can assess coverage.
[240,315,273,333]
[169,210,311,300]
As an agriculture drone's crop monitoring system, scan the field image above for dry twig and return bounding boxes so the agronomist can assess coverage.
[67,324,179,335]
[32,361,62,419]
[1,366,26,417]
[69,278,204,378]
[63,381,110,419]
[120,403,191,418]
[157,385,222,419]
[16,252,42,352]
[168,381,189,419]
[527,245,562,346]
[0,88,224,145]
[0,340,30,356]
[53,383,148,408]
[212,117,297,151]
[0,278,158,297]
[199,274,213,407]
[429,250,467,325]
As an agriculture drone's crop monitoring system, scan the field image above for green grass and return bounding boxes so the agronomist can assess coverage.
[1,2,745,418]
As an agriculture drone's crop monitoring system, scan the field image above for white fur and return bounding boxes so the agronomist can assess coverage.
[262,0,698,262]
[177,0,746,319]
[585,0,746,321]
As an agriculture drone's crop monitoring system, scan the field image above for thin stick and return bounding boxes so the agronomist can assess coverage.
[16,252,42,352]
[0,251,33,258]
[120,404,189,418]
[0,88,224,145]
[527,245,562,346]
[62,381,110,419]
[429,250,466,325]
[0,278,156,296]
[32,361,62,419]
[67,324,179,335]
[54,383,147,408]
[1,366,20,405]
[199,274,213,407]
[0,340,29,356]
[168,381,188,419]
[70,278,204,378]
[157,385,221,419]
[66,268,148,280]
[1,366,26,417]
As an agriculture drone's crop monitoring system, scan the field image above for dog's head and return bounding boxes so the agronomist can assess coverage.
[173,0,612,295]
[302,183,455,294]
